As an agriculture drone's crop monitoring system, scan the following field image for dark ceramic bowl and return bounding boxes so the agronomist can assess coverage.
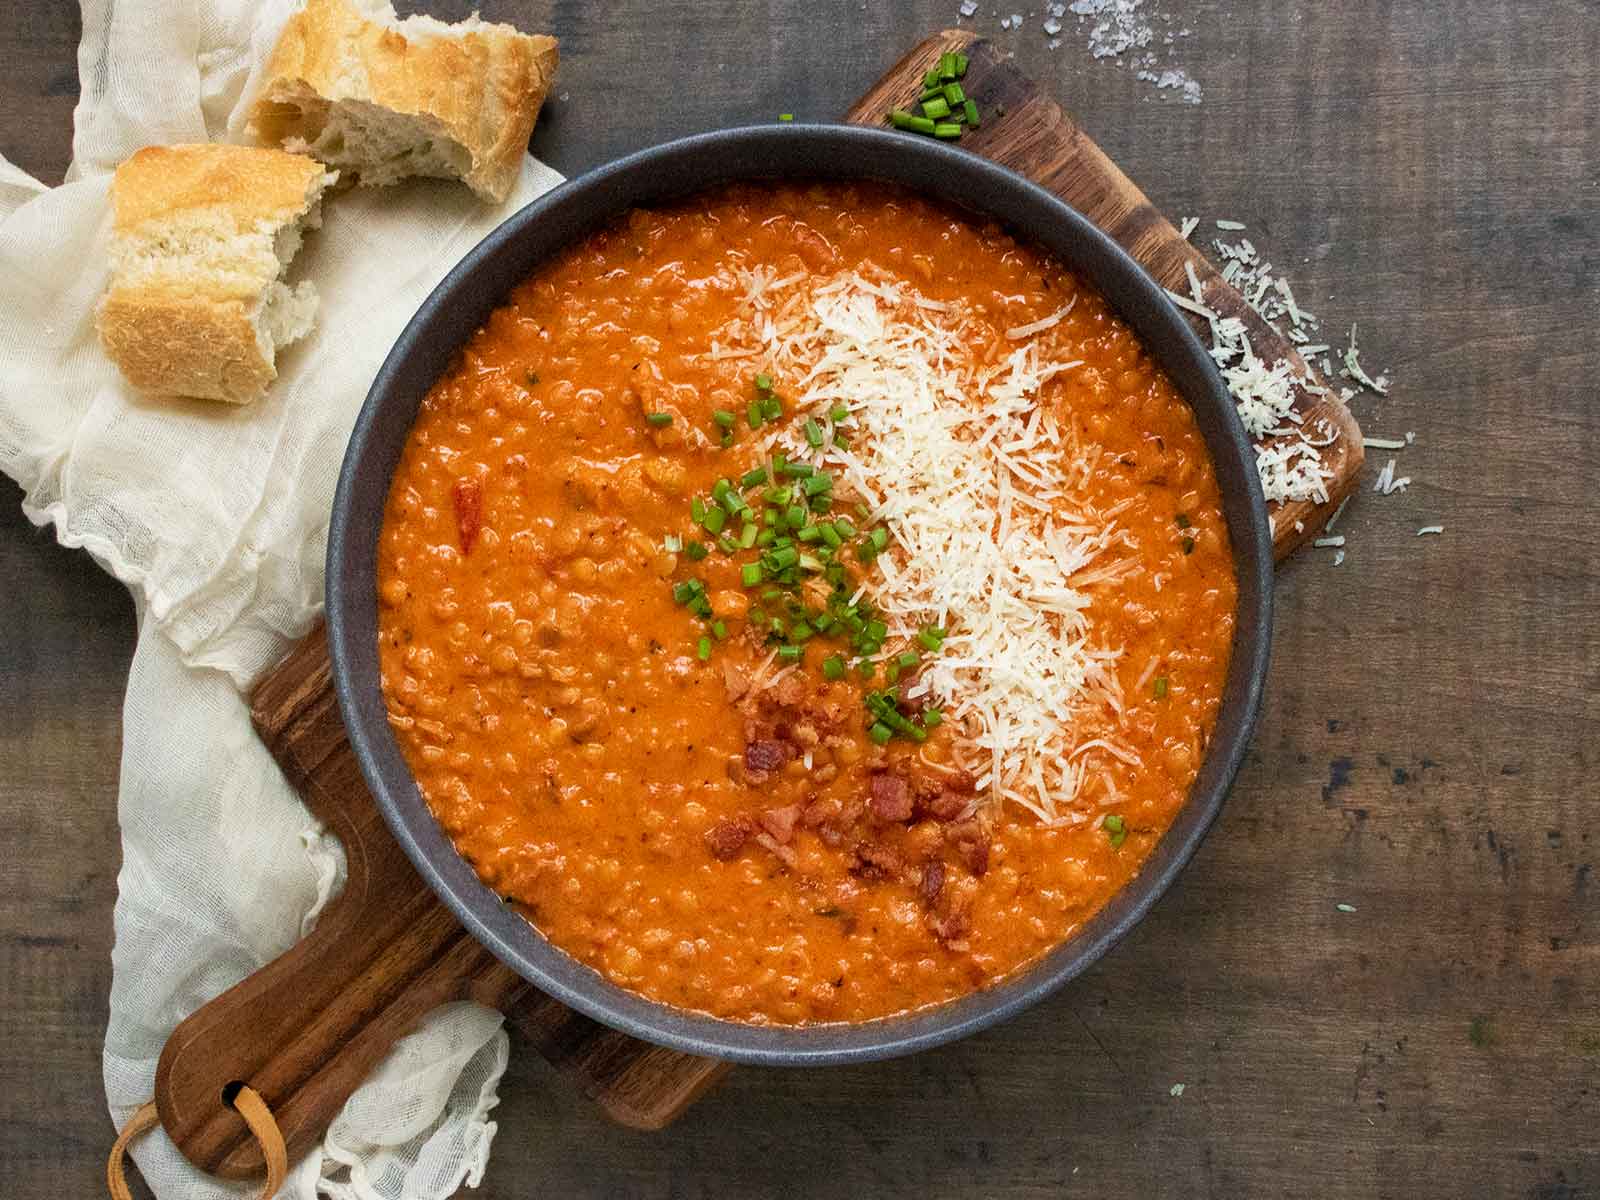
[327,124,1272,1067]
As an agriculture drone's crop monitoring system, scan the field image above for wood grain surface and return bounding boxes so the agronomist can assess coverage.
[2,3,1597,1199]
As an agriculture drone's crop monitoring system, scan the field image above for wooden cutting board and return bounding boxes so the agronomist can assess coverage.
[152,28,1363,1182]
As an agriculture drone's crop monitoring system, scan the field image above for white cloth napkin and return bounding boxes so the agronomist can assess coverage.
[0,1,565,1196]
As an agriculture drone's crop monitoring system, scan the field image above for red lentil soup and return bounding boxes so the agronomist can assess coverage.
[376,182,1236,1025]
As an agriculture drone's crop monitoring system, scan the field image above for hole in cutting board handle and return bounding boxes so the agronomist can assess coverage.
[220,1080,246,1108]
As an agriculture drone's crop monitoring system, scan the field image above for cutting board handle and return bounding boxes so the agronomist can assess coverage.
[152,632,727,1180]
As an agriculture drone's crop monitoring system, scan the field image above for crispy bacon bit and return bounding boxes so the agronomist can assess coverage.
[801,795,840,828]
[759,804,802,845]
[452,478,482,555]
[945,819,991,877]
[727,755,769,788]
[770,673,806,708]
[704,816,754,860]
[932,904,971,951]
[921,790,970,821]
[745,739,791,773]
[851,841,904,881]
[919,858,946,908]
[868,773,913,823]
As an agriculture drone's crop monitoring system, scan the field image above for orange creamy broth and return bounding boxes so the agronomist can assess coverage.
[376,182,1236,1025]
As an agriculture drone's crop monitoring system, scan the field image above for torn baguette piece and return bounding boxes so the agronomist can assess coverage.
[249,0,559,205]
[97,144,337,404]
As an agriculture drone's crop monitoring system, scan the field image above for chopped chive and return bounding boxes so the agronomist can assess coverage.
[885,662,901,683]
[921,96,951,120]
[943,83,966,106]
[802,473,832,496]
[923,709,944,728]
[769,617,787,638]
[712,478,731,500]
[822,655,846,680]
[711,621,728,640]
[712,409,736,429]
[691,496,706,523]
[858,660,875,680]
[766,484,793,505]
[889,108,917,130]
[964,98,980,127]
[907,115,937,135]
[663,534,682,553]
[1103,813,1127,849]
[739,522,759,548]
[897,650,920,669]
[829,404,849,423]
[703,507,726,534]
[755,373,773,391]
[777,644,803,662]
[778,113,794,122]
[798,552,825,572]
[741,466,769,488]
[923,67,942,89]
[645,412,673,427]
[954,52,969,76]
[718,534,738,553]
[1154,676,1169,699]
[1182,537,1196,555]
[917,628,943,651]
[791,621,815,641]
[747,401,765,429]
[685,540,708,561]
[782,461,814,478]
[819,522,843,548]
[870,528,889,551]
[769,545,799,569]
[786,504,807,527]
[797,524,823,543]
[804,417,825,447]
[939,51,957,80]
[762,394,783,420]
[696,636,711,661]
[1175,512,1192,529]
[832,518,855,539]
[933,122,963,139]
[858,541,880,563]
[756,529,776,547]
[810,495,832,514]
[672,581,696,604]
[741,562,763,587]
[869,721,894,745]
[865,619,887,643]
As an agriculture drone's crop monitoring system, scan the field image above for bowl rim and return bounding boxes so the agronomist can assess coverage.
[327,122,1273,1067]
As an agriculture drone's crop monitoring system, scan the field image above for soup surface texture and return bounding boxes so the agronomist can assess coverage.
[376,182,1236,1025]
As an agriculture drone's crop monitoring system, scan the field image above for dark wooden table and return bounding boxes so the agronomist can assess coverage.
[3,3,1596,1197]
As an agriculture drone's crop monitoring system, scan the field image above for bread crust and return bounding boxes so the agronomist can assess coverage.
[251,0,558,203]
[98,287,277,404]
[98,144,332,404]
[110,143,331,235]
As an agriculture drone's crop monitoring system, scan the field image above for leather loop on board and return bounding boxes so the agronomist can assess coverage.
[107,1085,288,1200]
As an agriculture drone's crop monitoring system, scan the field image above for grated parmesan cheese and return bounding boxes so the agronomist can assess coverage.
[732,271,1130,824]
